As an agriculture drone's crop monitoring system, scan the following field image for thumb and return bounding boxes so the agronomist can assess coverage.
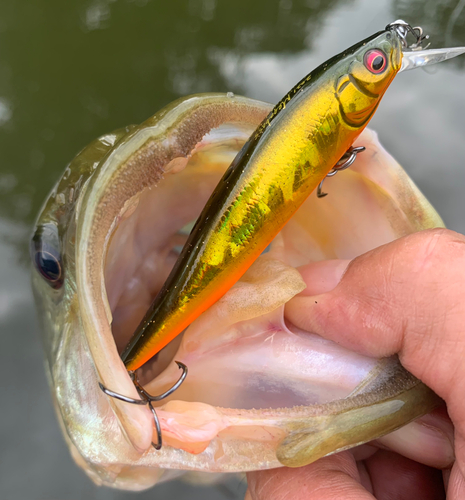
[285,228,465,483]
[246,452,374,500]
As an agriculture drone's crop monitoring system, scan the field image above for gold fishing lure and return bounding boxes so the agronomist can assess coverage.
[121,28,403,371]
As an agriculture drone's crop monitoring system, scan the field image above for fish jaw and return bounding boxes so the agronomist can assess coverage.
[32,94,443,490]
[75,94,273,453]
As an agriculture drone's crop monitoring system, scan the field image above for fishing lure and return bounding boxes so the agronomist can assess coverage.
[101,20,465,449]
[122,27,401,371]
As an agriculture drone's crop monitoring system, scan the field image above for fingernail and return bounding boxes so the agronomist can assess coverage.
[298,259,350,296]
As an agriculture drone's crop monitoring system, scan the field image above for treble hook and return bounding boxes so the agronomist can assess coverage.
[317,146,365,198]
[387,20,430,50]
[99,360,188,450]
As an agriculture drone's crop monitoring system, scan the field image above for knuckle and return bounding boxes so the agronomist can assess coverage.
[411,228,465,272]
[422,227,465,249]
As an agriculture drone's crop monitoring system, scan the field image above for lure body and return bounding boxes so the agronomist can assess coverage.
[122,30,403,371]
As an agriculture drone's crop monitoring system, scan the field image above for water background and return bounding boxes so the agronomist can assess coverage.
[1,0,464,498]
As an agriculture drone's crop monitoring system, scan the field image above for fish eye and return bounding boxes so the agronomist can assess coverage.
[364,49,387,74]
[35,250,62,283]
[31,223,63,289]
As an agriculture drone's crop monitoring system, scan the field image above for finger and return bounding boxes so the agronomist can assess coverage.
[351,444,378,462]
[357,460,374,494]
[447,461,465,500]
[297,260,350,296]
[289,247,455,468]
[364,450,445,500]
[349,410,454,469]
[286,229,465,463]
[246,452,375,500]
[375,409,454,469]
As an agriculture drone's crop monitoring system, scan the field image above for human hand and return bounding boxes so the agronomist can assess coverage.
[246,228,465,499]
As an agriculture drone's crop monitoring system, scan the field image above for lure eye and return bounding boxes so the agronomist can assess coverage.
[364,49,387,74]
[31,223,63,289]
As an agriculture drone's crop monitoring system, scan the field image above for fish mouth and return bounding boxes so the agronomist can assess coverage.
[71,95,442,486]
[101,121,407,408]
[104,123,393,406]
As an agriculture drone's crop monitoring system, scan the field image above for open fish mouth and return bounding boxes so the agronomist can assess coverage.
[32,94,444,490]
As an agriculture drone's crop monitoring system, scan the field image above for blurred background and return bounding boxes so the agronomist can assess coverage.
[0,0,464,498]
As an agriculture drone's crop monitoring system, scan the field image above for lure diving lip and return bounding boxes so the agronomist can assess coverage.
[399,47,465,72]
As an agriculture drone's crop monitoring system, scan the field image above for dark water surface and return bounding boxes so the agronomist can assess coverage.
[0,0,464,498]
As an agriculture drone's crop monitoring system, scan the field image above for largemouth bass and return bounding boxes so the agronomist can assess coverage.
[30,21,464,490]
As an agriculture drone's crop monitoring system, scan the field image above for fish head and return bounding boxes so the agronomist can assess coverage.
[31,93,443,490]
[336,30,402,127]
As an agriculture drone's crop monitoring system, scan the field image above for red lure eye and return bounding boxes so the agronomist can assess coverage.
[364,49,387,74]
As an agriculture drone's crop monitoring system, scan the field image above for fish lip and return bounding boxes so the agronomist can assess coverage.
[74,94,274,452]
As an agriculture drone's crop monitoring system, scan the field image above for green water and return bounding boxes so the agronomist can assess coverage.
[0,1,464,498]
